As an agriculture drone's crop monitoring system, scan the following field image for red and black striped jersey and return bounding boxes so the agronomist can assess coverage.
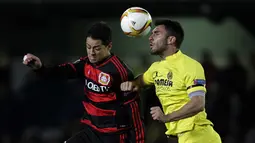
[35,54,145,139]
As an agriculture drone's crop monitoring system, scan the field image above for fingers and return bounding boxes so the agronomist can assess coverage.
[120,82,125,91]
[24,53,34,60]
[150,109,158,120]
[151,113,158,120]
[120,81,140,92]
[150,106,161,120]
[127,82,132,90]
[22,53,42,69]
[23,57,34,65]
[150,106,160,115]
[23,55,33,65]
[120,81,133,91]
[150,106,160,111]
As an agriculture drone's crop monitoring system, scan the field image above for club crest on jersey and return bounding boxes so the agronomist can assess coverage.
[167,71,173,80]
[152,71,158,79]
[98,72,111,85]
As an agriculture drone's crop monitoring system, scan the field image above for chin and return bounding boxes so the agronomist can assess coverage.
[89,59,97,63]
[150,50,159,55]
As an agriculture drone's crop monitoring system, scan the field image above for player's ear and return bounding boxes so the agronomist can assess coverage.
[167,36,176,45]
[107,42,112,50]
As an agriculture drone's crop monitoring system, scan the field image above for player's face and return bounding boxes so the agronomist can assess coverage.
[149,25,168,55]
[86,37,111,63]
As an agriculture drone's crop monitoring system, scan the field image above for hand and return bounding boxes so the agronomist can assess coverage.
[120,81,139,92]
[23,53,42,70]
[150,106,169,123]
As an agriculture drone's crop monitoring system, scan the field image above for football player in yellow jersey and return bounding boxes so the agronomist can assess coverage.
[120,19,221,143]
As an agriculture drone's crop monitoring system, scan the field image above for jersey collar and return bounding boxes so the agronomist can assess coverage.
[165,50,182,61]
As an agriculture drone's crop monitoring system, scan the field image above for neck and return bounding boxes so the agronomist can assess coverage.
[104,52,112,60]
[106,51,111,57]
[93,52,112,65]
[160,46,178,59]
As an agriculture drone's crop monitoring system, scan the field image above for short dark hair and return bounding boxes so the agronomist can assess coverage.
[86,21,112,46]
[154,19,184,48]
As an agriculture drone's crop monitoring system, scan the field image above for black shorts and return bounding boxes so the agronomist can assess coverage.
[64,125,143,143]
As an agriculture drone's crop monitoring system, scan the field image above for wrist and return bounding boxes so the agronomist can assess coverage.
[166,113,173,122]
[33,63,43,71]
[135,74,144,87]
[132,80,138,86]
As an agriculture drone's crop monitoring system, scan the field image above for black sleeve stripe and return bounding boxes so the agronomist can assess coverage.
[111,56,128,82]
[187,84,204,90]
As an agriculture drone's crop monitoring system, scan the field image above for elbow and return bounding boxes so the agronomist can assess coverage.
[191,96,205,113]
[196,104,204,112]
[191,105,204,115]
[195,100,205,113]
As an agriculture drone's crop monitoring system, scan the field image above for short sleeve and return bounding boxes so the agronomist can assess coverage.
[184,63,206,95]
[143,63,158,85]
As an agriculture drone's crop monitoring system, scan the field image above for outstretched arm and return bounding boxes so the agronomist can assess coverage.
[121,62,157,92]
[23,53,86,79]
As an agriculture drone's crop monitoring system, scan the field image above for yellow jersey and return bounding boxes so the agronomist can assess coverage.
[143,50,213,136]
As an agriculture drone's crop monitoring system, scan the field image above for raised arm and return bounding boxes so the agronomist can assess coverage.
[120,63,156,92]
[23,53,86,79]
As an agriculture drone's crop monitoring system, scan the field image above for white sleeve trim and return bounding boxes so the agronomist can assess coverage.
[188,90,205,98]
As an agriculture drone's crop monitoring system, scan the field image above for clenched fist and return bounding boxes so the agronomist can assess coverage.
[23,53,42,70]
[150,106,169,123]
[120,81,139,92]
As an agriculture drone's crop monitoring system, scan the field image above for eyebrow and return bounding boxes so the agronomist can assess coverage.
[152,30,160,34]
[86,43,101,47]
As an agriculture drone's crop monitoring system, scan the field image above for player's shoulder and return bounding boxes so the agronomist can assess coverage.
[182,53,204,71]
[80,56,88,61]
[149,61,161,69]
[182,54,201,65]
[109,55,134,74]
[72,56,88,64]
[78,56,88,62]
[109,54,135,80]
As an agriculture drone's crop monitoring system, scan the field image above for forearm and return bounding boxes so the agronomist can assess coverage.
[166,97,204,122]
[34,64,61,79]
[34,63,78,79]
[133,74,146,88]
